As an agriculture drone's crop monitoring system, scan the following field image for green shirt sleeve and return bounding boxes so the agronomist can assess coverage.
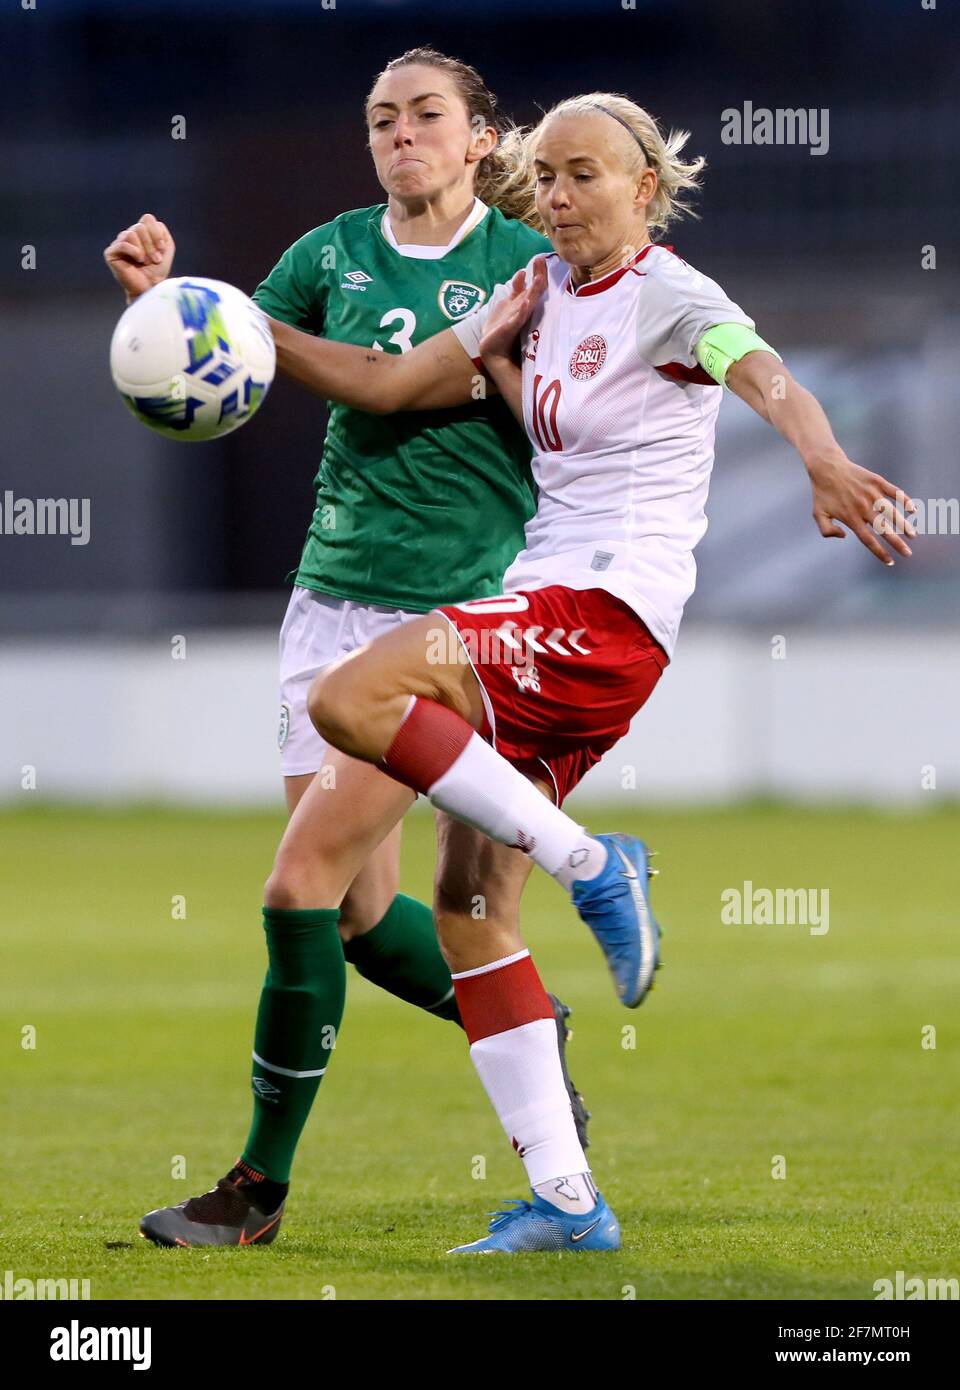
[251,225,333,334]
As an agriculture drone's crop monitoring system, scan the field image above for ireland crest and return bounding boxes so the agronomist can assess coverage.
[438,280,486,320]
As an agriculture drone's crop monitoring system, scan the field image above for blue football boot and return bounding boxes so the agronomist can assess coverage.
[571,834,661,1007]
[448,1192,621,1254]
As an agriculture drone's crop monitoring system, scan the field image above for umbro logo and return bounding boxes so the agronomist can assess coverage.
[341,269,373,291]
[252,1076,281,1100]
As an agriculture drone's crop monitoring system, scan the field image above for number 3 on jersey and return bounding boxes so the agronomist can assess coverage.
[531,374,563,452]
[373,308,416,354]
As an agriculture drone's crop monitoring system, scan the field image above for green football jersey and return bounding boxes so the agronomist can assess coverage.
[252,202,551,611]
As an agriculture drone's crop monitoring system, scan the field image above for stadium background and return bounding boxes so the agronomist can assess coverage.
[1,0,958,803]
[1,0,958,1301]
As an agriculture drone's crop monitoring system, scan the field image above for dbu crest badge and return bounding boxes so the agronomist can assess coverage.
[569,334,608,381]
[278,702,290,751]
[438,280,486,320]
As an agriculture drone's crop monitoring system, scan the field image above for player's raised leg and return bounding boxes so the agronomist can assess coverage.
[307,608,663,1008]
[432,811,616,1253]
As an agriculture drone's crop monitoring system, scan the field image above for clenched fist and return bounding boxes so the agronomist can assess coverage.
[103,212,176,303]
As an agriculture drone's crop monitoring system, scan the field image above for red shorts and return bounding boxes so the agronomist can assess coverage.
[434,586,668,804]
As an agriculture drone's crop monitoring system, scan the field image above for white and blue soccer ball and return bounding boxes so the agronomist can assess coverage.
[110,276,276,441]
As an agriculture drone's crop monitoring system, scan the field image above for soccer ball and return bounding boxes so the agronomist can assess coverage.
[110,276,276,441]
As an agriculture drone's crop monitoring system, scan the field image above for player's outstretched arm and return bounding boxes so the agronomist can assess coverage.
[265,318,480,414]
[726,351,917,566]
[103,212,175,304]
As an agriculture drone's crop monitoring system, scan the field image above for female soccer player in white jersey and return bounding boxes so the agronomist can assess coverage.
[261,92,915,1252]
[105,50,593,1250]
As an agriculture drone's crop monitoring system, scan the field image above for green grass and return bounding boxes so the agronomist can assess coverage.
[2,801,958,1300]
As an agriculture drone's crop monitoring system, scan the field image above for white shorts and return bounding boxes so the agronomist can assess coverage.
[277,586,423,776]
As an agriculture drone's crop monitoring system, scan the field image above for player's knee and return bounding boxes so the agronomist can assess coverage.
[264,847,336,911]
[314,657,382,747]
[263,863,307,910]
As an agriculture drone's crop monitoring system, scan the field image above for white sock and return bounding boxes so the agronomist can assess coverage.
[427,731,607,886]
[464,1016,589,1188]
[533,1172,599,1216]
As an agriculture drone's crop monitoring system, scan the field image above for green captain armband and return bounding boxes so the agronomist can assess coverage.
[694,322,781,387]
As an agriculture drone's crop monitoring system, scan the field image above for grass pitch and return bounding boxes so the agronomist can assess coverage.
[2,801,958,1300]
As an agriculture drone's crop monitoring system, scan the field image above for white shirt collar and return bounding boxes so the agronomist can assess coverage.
[381,197,489,259]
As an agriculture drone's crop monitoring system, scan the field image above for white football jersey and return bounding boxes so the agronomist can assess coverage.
[451,244,754,657]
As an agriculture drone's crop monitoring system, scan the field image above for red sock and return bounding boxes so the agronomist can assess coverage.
[382,696,473,796]
[452,952,587,1188]
[452,951,554,1043]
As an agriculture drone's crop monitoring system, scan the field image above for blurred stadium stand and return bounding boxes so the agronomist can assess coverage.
[1,0,957,803]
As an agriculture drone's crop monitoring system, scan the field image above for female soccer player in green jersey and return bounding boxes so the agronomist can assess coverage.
[105,49,592,1248]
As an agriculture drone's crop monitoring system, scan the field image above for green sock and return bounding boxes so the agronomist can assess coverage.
[342,893,463,1026]
[242,907,345,1184]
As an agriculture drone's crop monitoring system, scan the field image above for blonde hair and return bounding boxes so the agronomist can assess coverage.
[491,92,706,236]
